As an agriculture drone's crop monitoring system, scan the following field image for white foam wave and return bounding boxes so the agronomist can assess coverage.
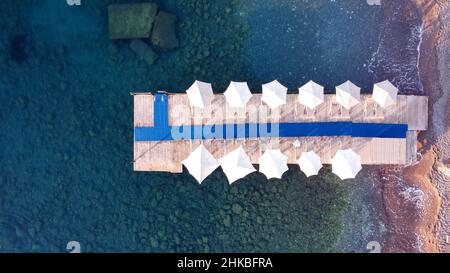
[367,3,424,94]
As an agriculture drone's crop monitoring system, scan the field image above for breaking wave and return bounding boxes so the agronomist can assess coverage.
[368,1,424,95]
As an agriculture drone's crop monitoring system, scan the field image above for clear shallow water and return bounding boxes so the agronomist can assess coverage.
[0,0,422,252]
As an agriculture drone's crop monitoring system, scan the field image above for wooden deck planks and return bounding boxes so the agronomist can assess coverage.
[134,94,154,127]
[168,95,191,126]
[134,141,185,173]
[407,95,428,130]
[406,130,418,165]
[133,93,427,172]
[133,136,408,172]
[135,93,427,127]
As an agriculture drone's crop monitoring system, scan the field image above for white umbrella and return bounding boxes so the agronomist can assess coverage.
[224,81,252,108]
[182,144,219,183]
[186,80,214,109]
[372,80,398,108]
[258,149,288,179]
[262,80,287,109]
[297,151,323,177]
[219,145,256,184]
[298,80,324,110]
[331,149,362,180]
[336,80,360,110]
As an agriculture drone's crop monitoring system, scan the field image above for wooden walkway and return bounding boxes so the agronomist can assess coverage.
[133,93,428,173]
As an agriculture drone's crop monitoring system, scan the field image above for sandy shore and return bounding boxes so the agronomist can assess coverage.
[379,0,450,253]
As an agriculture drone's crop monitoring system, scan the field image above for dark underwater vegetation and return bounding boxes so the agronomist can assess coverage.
[0,0,422,252]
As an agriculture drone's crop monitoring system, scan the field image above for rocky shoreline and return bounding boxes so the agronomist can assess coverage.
[379,0,450,253]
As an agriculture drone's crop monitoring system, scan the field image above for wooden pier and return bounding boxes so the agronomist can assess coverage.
[133,93,428,173]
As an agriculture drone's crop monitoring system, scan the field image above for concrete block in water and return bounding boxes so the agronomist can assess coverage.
[151,11,179,49]
[108,3,158,40]
[130,39,158,65]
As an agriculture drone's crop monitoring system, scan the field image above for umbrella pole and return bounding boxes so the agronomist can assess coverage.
[294,97,298,118]
[364,97,367,118]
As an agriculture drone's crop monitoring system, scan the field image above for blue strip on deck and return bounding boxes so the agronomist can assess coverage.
[134,93,408,141]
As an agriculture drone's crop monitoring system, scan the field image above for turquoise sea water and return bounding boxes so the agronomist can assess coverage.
[0,0,422,252]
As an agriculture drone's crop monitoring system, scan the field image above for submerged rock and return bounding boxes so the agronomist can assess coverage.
[130,39,158,65]
[223,215,231,227]
[151,11,179,49]
[150,237,159,248]
[232,203,242,214]
[108,3,158,40]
